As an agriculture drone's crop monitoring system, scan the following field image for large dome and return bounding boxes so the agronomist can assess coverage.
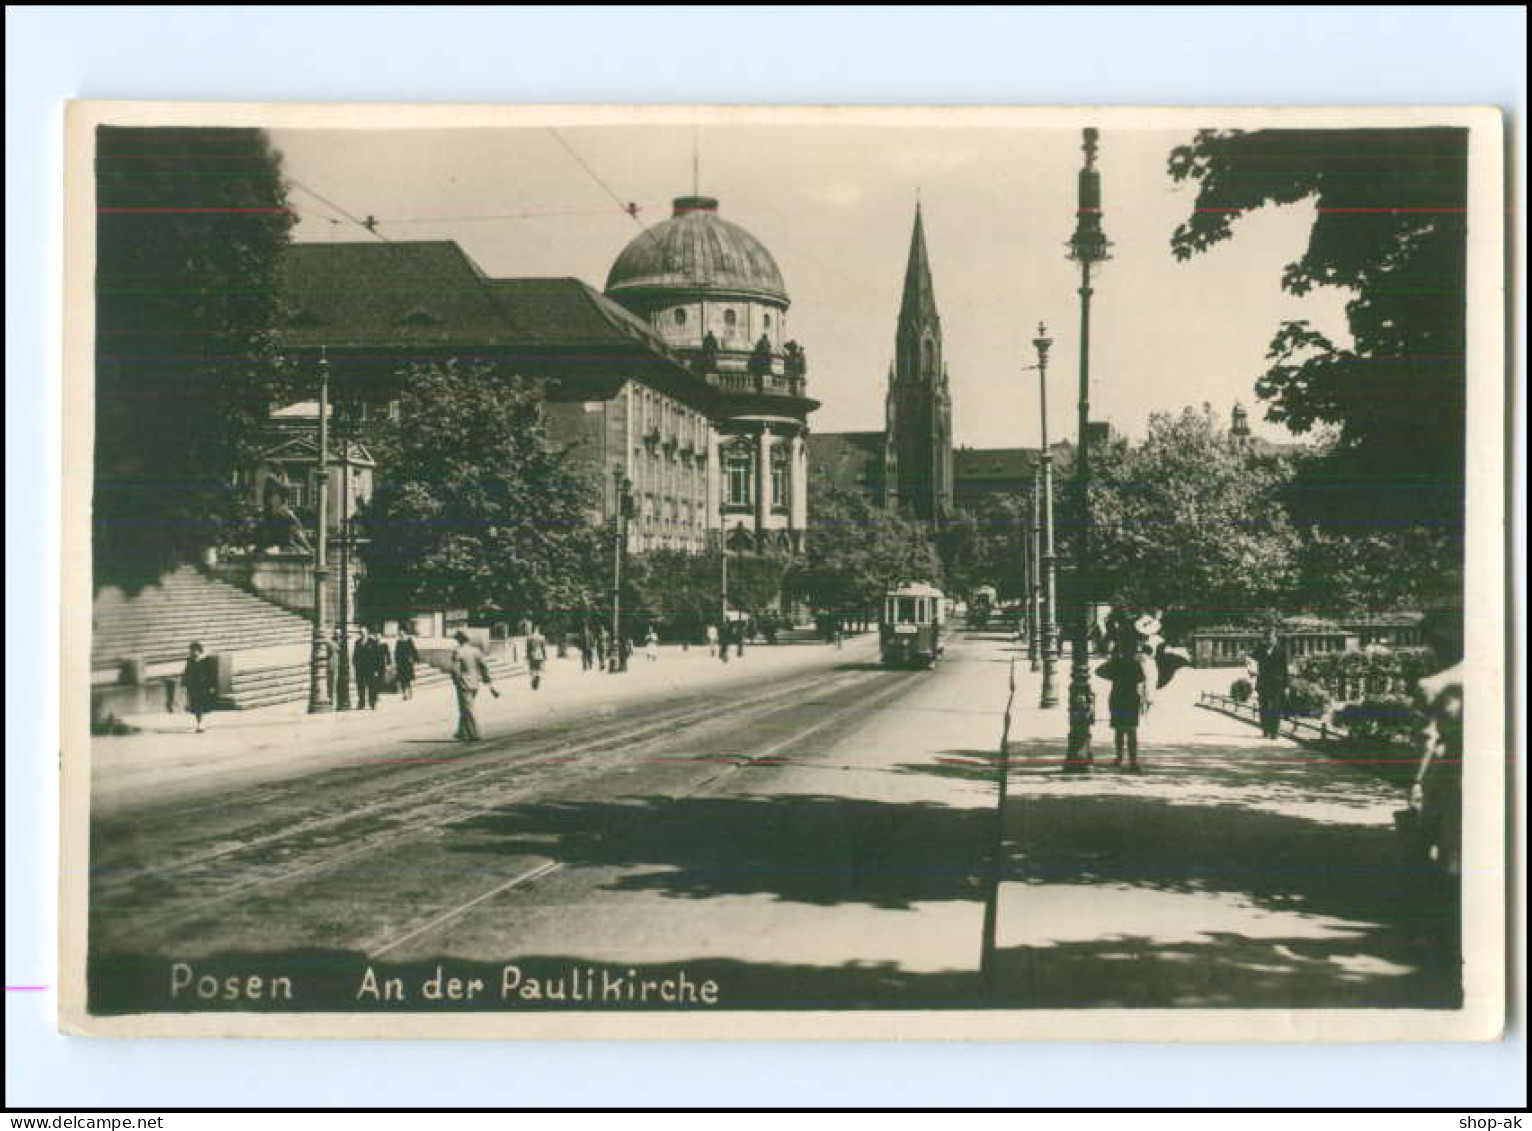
[606,196,788,306]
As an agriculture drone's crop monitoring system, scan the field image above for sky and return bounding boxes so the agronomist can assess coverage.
[271,123,1352,450]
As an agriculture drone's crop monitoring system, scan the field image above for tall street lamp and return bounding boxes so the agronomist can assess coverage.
[335,423,353,711]
[307,350,334,714]
[610,468,633,673]
[719,504,730,647]
[1027,460,1042,672]
[1064,127,1111,773]
[1034,322,1060,710]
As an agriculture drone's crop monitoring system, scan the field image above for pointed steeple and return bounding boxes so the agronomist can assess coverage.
[898,202,940,330]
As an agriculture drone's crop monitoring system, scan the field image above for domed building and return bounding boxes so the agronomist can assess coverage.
[606,195,818,554]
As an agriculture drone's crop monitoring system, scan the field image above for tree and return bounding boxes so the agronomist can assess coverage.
[355,362,605,626]
[945,494,1033,603]
[94,127,297,591]
[1167,128,1467,534]
[1061,406,1301,625]
[792,479,943,620]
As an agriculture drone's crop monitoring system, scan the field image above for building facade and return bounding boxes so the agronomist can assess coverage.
[604,195,817,554]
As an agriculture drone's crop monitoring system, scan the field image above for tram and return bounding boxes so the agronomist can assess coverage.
[968,585,997,629]
[879,581,947,668]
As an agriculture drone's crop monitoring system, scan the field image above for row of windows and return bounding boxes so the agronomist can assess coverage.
[724,444,791,509]
[672,307,773,331]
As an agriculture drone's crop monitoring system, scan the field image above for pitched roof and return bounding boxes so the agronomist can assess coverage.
[279,241,511,348]
[953,447,1040,482]
[275,241,707,402]
[808,431,885,495]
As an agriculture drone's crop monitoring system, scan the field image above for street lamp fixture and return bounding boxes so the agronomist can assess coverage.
[1063,127,1111,773]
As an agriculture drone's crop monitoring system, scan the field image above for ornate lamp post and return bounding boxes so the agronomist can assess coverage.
[1027,464,1041,671]
[719,504,730,638]
[335,424,353,711]
[1034,322,1060,709]
[1063,127,1111,772]
[306,350,334,714]
[610,468,633,673]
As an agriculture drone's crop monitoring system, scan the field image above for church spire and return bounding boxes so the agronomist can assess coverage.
[899,202,940,330]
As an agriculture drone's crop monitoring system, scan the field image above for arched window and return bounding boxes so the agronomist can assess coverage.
[723,309,737,328]
[725,441,753,508]
[770,443,789,509]
[673,308,687,326]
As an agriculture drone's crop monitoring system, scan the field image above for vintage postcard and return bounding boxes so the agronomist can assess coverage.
[59,103,1507,1040]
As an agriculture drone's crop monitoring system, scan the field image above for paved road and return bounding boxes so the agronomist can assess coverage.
[88,629,1457,1014]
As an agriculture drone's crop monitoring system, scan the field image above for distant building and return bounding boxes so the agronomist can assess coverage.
[810,203,1101,521]
[266,225,814,557]
[604,194,819,554]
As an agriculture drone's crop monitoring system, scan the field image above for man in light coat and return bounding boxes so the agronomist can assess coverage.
[450,629,498,741]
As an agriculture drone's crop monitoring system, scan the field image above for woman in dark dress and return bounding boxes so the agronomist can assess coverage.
[394,629,419,701]
[1097,641,1146,772]
[181,641,217,733]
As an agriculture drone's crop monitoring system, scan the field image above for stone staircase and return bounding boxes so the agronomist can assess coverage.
[92,565,314,676]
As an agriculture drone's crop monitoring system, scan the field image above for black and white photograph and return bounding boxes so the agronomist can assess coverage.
[58,102,1505,1041]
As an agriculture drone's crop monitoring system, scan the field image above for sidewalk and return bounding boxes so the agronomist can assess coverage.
[91,632,879,811]
[987,656,1450,1008]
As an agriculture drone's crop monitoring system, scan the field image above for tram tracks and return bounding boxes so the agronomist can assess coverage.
[91,665,892,940]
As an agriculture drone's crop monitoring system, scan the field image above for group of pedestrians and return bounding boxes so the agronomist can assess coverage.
[706,618,749,662]
[574,621,636,672]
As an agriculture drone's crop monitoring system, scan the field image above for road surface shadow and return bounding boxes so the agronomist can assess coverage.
[450,793,990,910]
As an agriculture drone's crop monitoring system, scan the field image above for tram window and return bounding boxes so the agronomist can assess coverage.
[896,597,918,623]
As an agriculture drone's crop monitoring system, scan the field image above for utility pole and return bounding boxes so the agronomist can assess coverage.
[307,350,334,714]
[1064,127,1111,773]
[720,509,730,629]
[335,428,352,710]
[1034,322,1059,709]
[610,469,632,673]
[1028,465,1041,672]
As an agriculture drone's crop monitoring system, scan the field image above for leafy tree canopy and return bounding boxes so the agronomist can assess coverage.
[1057,406,1301,625]
[356,361,605,627]
[1168,127,1467,534]
[95,126,297,591]
[793,478,942,614]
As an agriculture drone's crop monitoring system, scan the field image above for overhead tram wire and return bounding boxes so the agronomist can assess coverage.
[545,127,667,257]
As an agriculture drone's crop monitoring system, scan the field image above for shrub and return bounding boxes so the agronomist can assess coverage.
[1284,677,1331,718]
[1333,693,1426,749]
[1230,678,1253,703]
[1296,647,1436,703]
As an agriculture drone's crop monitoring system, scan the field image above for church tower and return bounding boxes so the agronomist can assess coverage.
[885,202,954,521]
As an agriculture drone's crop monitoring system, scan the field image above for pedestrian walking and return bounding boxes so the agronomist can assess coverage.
[394,627,419,701]
[645,626,660,662]
[1097,644,1147,772]
[354,627,388,710]
[181,641,218,733]
[450,629,498,741]
[594,625,608,672]
[706,622,719,658]
[579,623,594,671]
[734,618,746,659]
[1250,628,1290,739]
[526,625,547,690]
